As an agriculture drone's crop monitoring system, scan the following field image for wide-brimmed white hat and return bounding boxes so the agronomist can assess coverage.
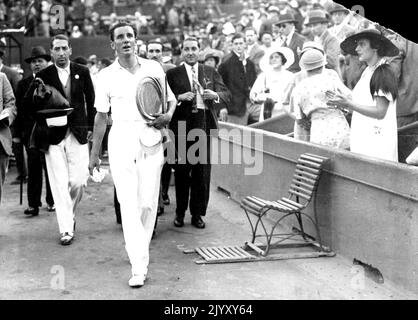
[259,45,295,72]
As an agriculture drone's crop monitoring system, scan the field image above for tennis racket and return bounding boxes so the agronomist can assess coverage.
[135,76,166,122]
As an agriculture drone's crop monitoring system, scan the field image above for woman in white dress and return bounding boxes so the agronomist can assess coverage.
[249,45,295,122]
[326,29,399,161]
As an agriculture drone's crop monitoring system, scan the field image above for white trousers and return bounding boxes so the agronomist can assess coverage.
[109,123,164,276]
[45,131,89,235]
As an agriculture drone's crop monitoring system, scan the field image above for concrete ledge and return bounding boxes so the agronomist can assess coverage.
[211,122,418,294]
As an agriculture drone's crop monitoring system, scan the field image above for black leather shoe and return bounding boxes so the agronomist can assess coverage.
[24,207,39,216]
[47,204,55,212]
[191,216,205,229]
[173,214,184,227]
[162,193,170,205]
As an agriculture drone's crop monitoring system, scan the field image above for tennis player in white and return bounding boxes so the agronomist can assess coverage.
[89,21,176,288]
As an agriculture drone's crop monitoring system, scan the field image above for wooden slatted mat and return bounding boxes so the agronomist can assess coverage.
[183,243,335,264]
[183,246,257,264]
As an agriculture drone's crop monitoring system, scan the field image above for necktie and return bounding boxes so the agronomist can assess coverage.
[239,53,247,73]
[191,65,198,112]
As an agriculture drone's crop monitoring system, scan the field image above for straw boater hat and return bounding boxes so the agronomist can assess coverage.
[24,46,52,63]
[299,48,326,71]
[340,28,400,57]
[327,3,350,15]
[274,13,297,26]
[260,44,295,72]
[304,9,330,26]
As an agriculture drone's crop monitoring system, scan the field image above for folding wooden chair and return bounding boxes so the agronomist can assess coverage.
[240,153,334,259]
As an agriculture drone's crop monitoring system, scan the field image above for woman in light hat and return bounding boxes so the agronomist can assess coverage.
[249,45,295,122]
[326,29,399,161]
[291,48,352,148]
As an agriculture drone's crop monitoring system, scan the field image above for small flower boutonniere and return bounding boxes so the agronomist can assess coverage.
[203,77,212,88]
[75,74,80,80]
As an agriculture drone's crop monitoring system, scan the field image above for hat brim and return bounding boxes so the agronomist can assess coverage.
[340,30,400,57]
[329,9,350,15]
[305,17,329,25]
[24,55,52,64]
[275,19,297,26]
[37,108,74,118]
[260,46,295,72]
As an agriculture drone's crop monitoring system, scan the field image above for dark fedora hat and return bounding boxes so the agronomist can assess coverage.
[304,9,330,25]
[274,13,297,26]
[24,46,52,64]
[328,3,350,15]
[340,28,400,57]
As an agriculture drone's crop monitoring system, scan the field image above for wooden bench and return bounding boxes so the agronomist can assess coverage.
[241,153,333,259]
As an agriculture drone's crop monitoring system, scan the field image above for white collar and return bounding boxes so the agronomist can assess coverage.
[56,63,70,74]
[285,28,295,45]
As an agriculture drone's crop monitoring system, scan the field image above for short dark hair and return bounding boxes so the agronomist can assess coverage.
[51,34,71,49]
[146,40,163,51]
[181,37,200,49]
[276,52,287,65]
[231,33,245,43]
[370,63,398,100]
[109,20,137,41]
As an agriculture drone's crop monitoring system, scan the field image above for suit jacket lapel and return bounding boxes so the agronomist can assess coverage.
[70,63,77,100]
[180,64,191,91]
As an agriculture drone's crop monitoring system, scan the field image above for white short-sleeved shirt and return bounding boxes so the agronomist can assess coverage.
[94,56,175,122]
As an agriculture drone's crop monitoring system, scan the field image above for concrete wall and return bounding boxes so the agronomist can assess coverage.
[211,122,418,294]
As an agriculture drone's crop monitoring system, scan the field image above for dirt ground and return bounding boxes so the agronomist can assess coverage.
[0,162,417,300]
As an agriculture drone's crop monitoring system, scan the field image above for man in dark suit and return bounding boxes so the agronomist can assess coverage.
[26,34,95,245]
[218,33,257,125]
[0,49,25,185]
[166,37,230,229]
[15,46,54,217]
[275,13,307,73]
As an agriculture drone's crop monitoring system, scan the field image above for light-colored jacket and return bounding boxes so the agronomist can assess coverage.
[0,72,17,156]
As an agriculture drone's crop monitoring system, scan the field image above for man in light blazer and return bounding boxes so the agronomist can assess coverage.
[25,34,95,245]
[166,37,230,229]
[0,49,25,185]
[0,72,16,204]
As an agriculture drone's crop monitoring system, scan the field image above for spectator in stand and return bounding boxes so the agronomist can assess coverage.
[83,18,96,37]
[305,9,341,77]
[218,33,257,125]
[327,3,355,42]
[258,5,281,37]
[244,27,265,75]
[250,45,295,122]
[260,31,274,51]
[274,13,307,73]
[71,25,83,38]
